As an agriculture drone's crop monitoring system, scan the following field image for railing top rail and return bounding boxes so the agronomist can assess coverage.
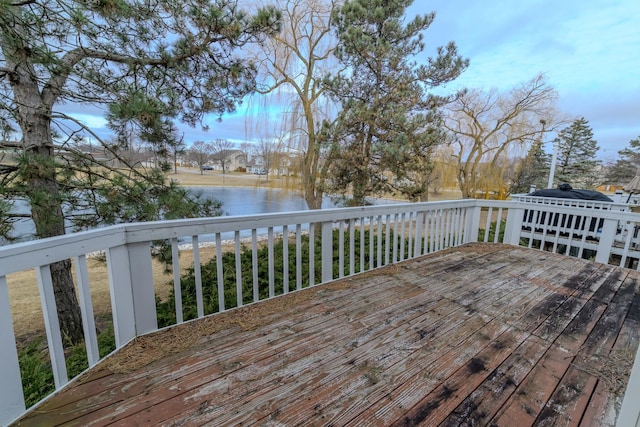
[0,227,128,275]
[3,197,637,277]
[0,199,479,276]
[511,194,629,211]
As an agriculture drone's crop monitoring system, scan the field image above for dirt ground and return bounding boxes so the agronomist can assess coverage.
[6,168,462,339]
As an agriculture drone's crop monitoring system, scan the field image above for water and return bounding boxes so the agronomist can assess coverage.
[4,187,340,244]
[5,187,402,245]
[192,187,329,217]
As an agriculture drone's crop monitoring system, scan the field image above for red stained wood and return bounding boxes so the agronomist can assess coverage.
[12,243,640,426]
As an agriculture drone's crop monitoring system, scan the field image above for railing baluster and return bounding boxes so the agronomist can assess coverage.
[171,238,183,323]
[484,207,493,243]
[321,221,333,283]
[349,219,355,276]
[400,213,406,261]
[360,218,365,273]
[414,211,424,256]
[576,216,589,259]
[428,210,435,253]
[452,208,459,246]
[408,213,415,258]
[377,215,383,267]
[268,227,275,297]
[252,229,259,302]
[424,210,431,253]
[435,209,442,251]
[392,214,399,262]
[339,220,345,278]
[192,236,203,318]
[458,208,466,246]
[282,225,289,293]
[309,223,315,286]
[36,264,68,388]
[565,214,578,256]
[494,208,503,244]
[216,232,225,311]
[296,224,302,290]
[74,255,99,367]
[446,209,452,247]
[235,230,243,306]
[385,215,391,264]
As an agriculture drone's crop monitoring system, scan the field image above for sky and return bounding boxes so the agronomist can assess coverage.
[71,0,640,162]
[410,0,640,161]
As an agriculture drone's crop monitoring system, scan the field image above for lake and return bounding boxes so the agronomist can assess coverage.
[5,187,345,244]
[192,187,334,217]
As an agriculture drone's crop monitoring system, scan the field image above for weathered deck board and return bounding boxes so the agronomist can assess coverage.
[12,243,640,426]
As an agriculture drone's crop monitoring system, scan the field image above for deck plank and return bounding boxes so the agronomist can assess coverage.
[12,243,640,427]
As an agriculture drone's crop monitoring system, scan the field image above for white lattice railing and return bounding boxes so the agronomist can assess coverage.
[2,198,640,425]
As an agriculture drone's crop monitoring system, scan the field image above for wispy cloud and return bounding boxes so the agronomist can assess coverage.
[416,0,640,154]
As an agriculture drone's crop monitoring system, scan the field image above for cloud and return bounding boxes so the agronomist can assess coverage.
[414,0,640,159]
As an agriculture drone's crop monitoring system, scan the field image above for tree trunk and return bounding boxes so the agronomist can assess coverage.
[302,131,324,210]
[303,174,323,210]
[24,119,84,346]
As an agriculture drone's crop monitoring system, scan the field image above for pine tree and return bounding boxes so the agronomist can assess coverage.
[322,0,467,205]
[511,141,552,193]
[604,136,640,186]
[0,0,280,344]
[555,117,601,188]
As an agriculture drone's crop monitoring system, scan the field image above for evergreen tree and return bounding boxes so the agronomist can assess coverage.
[322,0,467,205]
[510,140,552,193]
[604,136,640,186]
[0,0,280,344]
[554,117,601,188]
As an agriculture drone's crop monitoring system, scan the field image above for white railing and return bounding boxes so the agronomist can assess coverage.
[2,198,640,425]
[511,193,630,211]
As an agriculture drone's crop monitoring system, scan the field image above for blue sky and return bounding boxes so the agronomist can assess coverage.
[72,1,639,162]
[412,0,640,161]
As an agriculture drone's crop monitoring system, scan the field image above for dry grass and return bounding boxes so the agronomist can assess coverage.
[6,245,223,341]
[167,168,298,189]
[571,348,637,396]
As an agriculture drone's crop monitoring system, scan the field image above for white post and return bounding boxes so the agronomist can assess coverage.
[595,218,618,264]
[0,276,25,425]
[107,242,157,347]
[464,205,482,244]
[503,205,526,246]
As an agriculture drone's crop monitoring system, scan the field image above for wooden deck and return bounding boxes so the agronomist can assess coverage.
[13,243,640,426]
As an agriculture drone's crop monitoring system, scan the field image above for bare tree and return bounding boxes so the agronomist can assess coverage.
[210,139,236,174]
[188,141,214,174]
[251,0,338,209]
[443,75,559,199]
[254,138,279,179]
